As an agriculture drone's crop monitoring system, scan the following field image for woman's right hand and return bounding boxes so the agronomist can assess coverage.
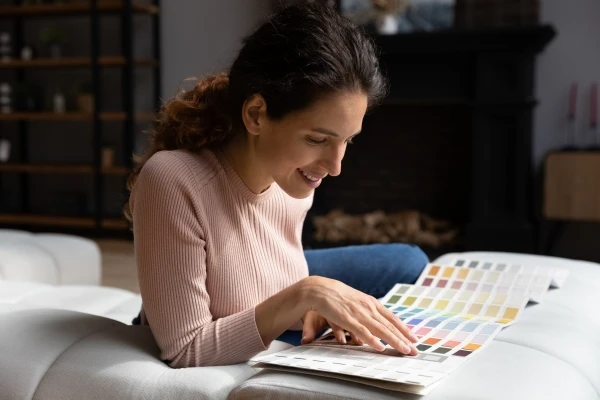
[301,276,419,356]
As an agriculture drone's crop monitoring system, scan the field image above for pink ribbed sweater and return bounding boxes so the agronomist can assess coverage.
[130,149,312,367]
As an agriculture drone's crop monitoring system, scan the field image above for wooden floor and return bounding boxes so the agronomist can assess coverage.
[96,239,139,293]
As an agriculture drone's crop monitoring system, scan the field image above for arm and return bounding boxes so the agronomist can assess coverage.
[133,153,269,367]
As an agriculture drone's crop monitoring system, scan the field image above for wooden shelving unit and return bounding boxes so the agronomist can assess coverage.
[0,112,155,121]
[0,56,157,68]
[0,1,158,16]
[0,0,161,234]
[0,164,128,175]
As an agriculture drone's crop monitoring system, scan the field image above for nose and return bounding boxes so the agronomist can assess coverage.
[320,144,345,177]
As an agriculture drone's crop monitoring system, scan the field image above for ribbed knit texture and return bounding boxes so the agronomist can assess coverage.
[130,149,312,367]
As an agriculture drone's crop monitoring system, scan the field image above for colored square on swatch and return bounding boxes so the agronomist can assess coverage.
[417,344,431,351]
[429,265,441,276]
[442,267,454,278]
[463,343,482,351]
[436,280,448,288]
[422,278,433,286]
[453,350,472,357]
[433,347,452,354]
[424,337,441,345]
[442,340,461,348]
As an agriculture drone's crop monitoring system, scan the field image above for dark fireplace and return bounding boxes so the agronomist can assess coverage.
[302,25,555,255]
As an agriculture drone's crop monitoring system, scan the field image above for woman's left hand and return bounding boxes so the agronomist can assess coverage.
[301,310,365,346]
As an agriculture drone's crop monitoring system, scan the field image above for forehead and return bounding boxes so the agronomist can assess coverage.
[288,92,368,128]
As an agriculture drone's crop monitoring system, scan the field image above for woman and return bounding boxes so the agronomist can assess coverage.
[125,3,428,368]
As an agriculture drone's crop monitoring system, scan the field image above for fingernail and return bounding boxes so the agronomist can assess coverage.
[340,336,346,344]
[301,336,307,343]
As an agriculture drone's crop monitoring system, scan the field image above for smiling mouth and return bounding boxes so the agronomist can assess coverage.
[298,168,323,182]
[297,168,325,188]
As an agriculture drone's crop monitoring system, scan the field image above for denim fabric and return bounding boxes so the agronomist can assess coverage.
[276,243,429,346]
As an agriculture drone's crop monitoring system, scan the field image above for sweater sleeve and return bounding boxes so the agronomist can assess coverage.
[131,153,268,367]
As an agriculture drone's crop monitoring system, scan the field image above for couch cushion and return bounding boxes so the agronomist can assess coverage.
[0,281,142,325]
[0,309,293,400]
[0,229,101,285]
[230,252,600,399]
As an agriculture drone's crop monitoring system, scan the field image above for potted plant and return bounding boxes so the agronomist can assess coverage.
[76,82,94,113]
[40,27,65,58]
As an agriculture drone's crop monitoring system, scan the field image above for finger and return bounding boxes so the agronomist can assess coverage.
[375,311,420,355]
[349,331,365,346]
[301,311,319,344]
[329,322,347,344]
[377,302,419,343]
[346,322,386,352]
[368,317,416,355]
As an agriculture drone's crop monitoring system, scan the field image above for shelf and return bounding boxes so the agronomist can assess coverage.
[0,1,159,17]
[0,213,129,229]
[0,163,128,175]
[0,112,155,121]
[0,56,157,68]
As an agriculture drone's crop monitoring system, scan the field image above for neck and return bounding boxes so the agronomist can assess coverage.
[221,133,273,194]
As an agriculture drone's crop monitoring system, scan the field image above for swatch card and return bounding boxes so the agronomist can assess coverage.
[415,263,552,304]
[382,283,528,326]
[450,258,570,288]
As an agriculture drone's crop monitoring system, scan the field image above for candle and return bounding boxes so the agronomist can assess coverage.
[569,83,578,119]
[591,82,598,126]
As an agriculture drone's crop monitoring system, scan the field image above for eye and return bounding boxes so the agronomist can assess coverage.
[306,137,327,145]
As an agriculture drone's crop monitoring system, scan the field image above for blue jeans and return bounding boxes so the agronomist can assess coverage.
[276,243,429,346]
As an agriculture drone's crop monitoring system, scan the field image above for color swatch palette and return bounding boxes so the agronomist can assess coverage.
[414,263,552,304]
[381,283,528,326]
[450,258,570,289]
[253,339,465,389]
[252,256,570,394]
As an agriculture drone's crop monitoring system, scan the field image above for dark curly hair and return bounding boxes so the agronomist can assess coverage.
[123,2,387,223]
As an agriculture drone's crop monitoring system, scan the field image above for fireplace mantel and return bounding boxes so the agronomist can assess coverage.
[372,25,555,55]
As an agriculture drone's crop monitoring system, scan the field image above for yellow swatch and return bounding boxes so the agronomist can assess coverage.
[443,267,454,278]
[485,305,500,317]
[435,299,449,310]
[462,314,476,320]
[463,343,482,351]
[428,265,440,276]
[496,318,512,324]
[458,268,469,279]
[418,298,432,308]
[403,296,417,306]
[503,307,519,320]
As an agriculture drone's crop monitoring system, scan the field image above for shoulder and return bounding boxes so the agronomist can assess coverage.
[140,149,221,191]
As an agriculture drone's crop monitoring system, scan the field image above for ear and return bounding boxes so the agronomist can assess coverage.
[241,94,268,137]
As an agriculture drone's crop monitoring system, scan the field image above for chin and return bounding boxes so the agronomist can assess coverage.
[277,183,314,199]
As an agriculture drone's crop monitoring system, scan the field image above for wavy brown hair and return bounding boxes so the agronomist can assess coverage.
[123,2,387,224]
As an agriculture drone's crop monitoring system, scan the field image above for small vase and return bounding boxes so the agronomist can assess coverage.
[376,14,399,35]
[49,44,62,59]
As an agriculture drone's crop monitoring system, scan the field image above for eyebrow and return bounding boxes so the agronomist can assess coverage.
[310,127,361,137]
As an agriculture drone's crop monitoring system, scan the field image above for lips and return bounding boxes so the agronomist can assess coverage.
[297,168,323,189]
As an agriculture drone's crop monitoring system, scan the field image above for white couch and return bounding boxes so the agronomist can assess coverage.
[1,229,599,399]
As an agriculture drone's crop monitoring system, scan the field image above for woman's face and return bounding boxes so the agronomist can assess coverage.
[258,91,368,199]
